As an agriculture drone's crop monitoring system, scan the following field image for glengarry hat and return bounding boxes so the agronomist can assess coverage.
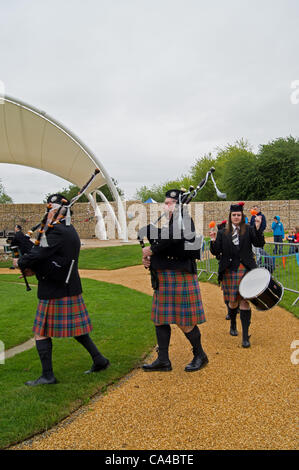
[165,189,185,200]
[47,194,70,206]
[230,201,245,212]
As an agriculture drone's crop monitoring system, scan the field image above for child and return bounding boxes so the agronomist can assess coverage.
[272,216,285,255]
[286,229,296,254]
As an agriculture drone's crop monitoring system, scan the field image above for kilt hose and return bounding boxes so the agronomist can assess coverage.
[151,270,206,327]
[33,294,93,337]
[221,263,249,304]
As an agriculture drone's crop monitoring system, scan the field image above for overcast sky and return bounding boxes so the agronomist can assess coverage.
[0,0,298,202]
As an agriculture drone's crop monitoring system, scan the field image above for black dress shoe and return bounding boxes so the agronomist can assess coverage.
[142,358,172,372]
[25,375,57,386]
[185,353,209,372]
[85,358,110,374]
[242,336,251,348]
[230,326,238,336]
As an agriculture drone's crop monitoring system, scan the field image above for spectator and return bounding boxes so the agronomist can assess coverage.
[8,225,34,255]
[7,224,34,269]
[272,216,285,255]
[286,229,296,254]
[250,205,266,232]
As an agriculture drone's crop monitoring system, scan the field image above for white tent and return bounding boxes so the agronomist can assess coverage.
[0,96,127,239]
[144,197,157,203]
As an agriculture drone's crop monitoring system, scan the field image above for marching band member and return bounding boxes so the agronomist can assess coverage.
[141,189,208,373]
[215,220,231,320]
[8,224,34,256]
[209,202,265,348]
[14,194,109,386]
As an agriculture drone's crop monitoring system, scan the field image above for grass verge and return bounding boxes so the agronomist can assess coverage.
[0,276,154,449]
[78,244,143,270]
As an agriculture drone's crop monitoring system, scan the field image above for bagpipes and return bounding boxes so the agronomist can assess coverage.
[19,168,100,290]
[138,167,226,247]
[29,169,100,247]
[10,245,32,291]
[137,167,226,287]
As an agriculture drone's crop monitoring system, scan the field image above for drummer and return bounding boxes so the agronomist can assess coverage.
[209,202,265,348]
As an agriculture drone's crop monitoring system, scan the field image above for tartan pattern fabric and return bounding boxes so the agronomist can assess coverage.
[151,270,206,327]
[33,294,93,337]
[221,264,249,303]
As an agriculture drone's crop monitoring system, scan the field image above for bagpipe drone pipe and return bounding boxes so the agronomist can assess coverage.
[137,167,227,269]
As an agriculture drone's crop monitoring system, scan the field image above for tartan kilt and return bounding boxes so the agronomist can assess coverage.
[33,294,93,338]
[221,264,249,304]
[151,270,206,327]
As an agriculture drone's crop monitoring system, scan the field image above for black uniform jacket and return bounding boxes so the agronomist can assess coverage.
[150,208,200,274]
[18,220,82,300]
[10,231,34,255]
[210,224,265,282]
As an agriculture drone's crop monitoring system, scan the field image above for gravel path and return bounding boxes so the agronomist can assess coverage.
[9,266,299,450]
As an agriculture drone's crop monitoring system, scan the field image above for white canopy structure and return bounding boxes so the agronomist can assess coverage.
[0,96,127,240]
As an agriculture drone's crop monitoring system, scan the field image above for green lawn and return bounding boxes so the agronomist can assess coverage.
[0,276,154,449]
[78,244,143,270]
[0,275,38,349]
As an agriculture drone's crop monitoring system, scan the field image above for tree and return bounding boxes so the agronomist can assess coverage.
[189,154,219,201]
[255,136,299,200]
[134,136,299,202]
[0,181,13,203]
[215,140,258,200]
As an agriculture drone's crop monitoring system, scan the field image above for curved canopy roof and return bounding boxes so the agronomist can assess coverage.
[0,96,116,196]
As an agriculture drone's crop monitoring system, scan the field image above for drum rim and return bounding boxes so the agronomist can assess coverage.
[239,267,271,299]
[251,281,284,311]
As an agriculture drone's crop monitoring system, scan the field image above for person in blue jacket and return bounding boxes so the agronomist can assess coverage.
[272,216,285,255]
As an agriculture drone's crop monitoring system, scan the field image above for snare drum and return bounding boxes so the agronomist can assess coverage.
[239,268,284,311]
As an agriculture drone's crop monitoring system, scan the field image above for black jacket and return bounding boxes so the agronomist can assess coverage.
[18,221,82,300]
[210,224,265,282]
[150,208,201,274]
[250,212,267,232]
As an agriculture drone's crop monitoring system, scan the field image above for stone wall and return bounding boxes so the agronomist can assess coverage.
[0,199,298,241]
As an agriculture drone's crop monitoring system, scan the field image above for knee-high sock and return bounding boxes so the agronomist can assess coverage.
[240,309,251,340]
[74,334,107,365]
[184,326,205,357]
[229,307,239,329]
[36,338,54,379]
[155,324,171,362]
